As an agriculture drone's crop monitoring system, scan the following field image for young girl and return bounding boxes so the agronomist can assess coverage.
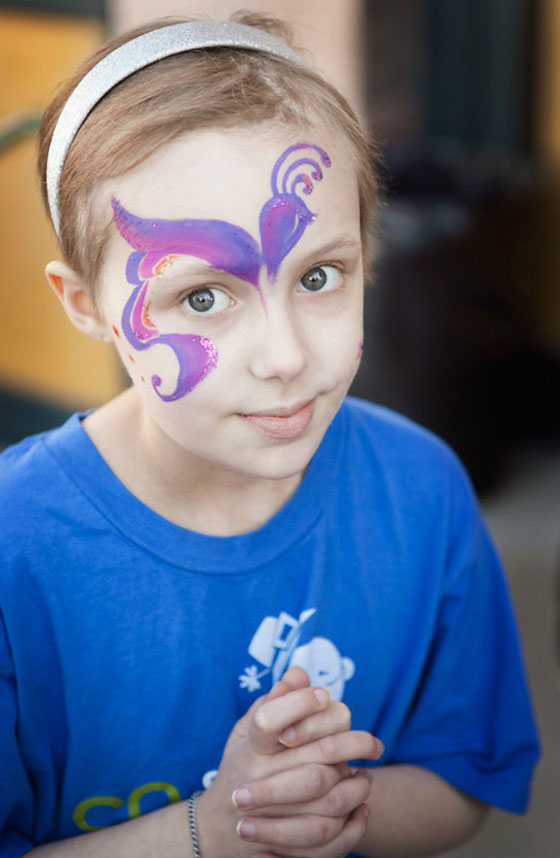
[0,11,538,858]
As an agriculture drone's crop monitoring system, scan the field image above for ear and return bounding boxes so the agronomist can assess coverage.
[45,260,112,343]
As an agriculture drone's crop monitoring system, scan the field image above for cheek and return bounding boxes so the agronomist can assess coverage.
[111,314,220,404]
[311,310,362,369]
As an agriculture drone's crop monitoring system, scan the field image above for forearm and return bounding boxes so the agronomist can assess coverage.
[355,764,489,858]
[24,799,192,858]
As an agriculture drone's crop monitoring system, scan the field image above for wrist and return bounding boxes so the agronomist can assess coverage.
[196,785,238,858]
[188,791,204,858]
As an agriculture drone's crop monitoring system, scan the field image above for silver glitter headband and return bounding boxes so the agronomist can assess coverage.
[46,20,307,236]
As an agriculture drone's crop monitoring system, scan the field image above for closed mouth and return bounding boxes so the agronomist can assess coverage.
[239,400,315,439]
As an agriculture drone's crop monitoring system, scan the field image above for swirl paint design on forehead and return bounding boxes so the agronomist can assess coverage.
[112,142,331,402]
[260,143,331,280]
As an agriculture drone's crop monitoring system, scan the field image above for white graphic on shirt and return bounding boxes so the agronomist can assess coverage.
[239,608,355,701]
[202,770,218,789]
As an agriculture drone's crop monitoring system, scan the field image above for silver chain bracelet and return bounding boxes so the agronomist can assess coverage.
[188,790,204,858]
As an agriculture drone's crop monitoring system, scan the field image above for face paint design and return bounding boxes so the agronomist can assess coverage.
[259,143,331,280]
[121,281,218,402]
[112,142,331,402]
[112,197,263,293]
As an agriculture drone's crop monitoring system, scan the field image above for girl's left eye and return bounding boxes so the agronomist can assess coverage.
[183,287,230,315]
[299,265,341,293]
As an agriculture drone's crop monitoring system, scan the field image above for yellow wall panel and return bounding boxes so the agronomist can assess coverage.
[0,10,124,407]
[534,0,560,347]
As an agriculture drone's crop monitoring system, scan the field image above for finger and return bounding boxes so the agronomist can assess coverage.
[231,680,296,742]
[278,701,351,748]
[270,730,383,772]
[292,770,371,819]
[246,770,372,819]
[232,763,344,810]
[249,687,332,755]
[252,804,369,858]
[266,679,300,701]
[279,666,310,689]
[237,811,345,849]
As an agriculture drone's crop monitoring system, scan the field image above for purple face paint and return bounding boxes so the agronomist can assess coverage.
[112,198,262,293]
[259,144,331,280]
[121,282,218,402]
[112,141,331,402]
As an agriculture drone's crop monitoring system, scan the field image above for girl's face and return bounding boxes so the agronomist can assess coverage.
[97,124,364,482]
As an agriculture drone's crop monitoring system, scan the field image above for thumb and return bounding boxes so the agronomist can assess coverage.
[224,680,295,753]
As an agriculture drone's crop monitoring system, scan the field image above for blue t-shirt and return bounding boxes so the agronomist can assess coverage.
[0,397,539,856]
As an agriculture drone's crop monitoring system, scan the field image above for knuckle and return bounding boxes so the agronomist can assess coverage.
[312,816,334,846]
[307,763,331,795]
[323,786,345,816]
[337,820,365,857]
[332,701,351,729]
[354,778,371,804]
[252,710,270,736]
[317,733,337,761]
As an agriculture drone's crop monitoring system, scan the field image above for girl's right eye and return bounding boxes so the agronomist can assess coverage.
[183,287,230,315]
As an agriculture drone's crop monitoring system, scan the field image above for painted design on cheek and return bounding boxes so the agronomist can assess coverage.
[121,282,218,402]
[259,144,331,280]
[111,141,330,402]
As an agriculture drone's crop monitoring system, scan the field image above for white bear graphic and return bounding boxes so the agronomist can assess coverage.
[239,609,355,701]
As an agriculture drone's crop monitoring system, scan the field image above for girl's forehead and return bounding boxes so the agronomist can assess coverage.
[105,125,359,229]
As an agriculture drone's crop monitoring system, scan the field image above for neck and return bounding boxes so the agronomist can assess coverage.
[83,388,303,536]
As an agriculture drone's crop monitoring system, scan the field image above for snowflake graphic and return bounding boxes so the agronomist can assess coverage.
[239,665,269,692]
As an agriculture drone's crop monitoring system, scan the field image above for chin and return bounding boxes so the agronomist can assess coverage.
[241,437,321,481]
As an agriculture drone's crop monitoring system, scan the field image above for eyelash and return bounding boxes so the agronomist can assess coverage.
[178,262,347,317]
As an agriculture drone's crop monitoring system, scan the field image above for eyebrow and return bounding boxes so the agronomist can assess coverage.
[154,257,251,285]
[149,233,363,292]
[292,234,362,269]
[306,235,362,256]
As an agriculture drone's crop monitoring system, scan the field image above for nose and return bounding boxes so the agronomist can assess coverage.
[249,303,308,383]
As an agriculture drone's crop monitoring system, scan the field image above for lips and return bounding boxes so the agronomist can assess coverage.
[240,400,314,439]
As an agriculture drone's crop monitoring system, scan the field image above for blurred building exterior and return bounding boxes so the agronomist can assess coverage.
[1,0,559,471]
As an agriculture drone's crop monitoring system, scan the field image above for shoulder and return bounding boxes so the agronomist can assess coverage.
[340,396,469,493]
[0,417,76,490]
[0,416,85,548]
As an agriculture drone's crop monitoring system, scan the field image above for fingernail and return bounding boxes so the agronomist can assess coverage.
[278,726,297,746]
[237,819,257,839]
[313,687,331,705]
[232,788,252,809]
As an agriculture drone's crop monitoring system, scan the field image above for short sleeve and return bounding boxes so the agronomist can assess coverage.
[0,609,35,857]
[387,459,540,813]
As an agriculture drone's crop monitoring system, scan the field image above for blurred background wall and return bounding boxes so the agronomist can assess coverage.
[0,1,559,853]
[1,0,559,485]
[0,2,121,443]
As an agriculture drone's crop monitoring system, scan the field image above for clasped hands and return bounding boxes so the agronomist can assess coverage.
[197,667,384,858]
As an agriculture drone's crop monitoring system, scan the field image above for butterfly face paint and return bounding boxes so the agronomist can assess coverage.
[112,142,331,402]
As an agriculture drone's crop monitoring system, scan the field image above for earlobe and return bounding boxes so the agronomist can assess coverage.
[45,260,112,343]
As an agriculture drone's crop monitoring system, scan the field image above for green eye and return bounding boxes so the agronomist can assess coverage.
[187,290,215,312]
[299,265,341,293]
[183,287,230,315]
